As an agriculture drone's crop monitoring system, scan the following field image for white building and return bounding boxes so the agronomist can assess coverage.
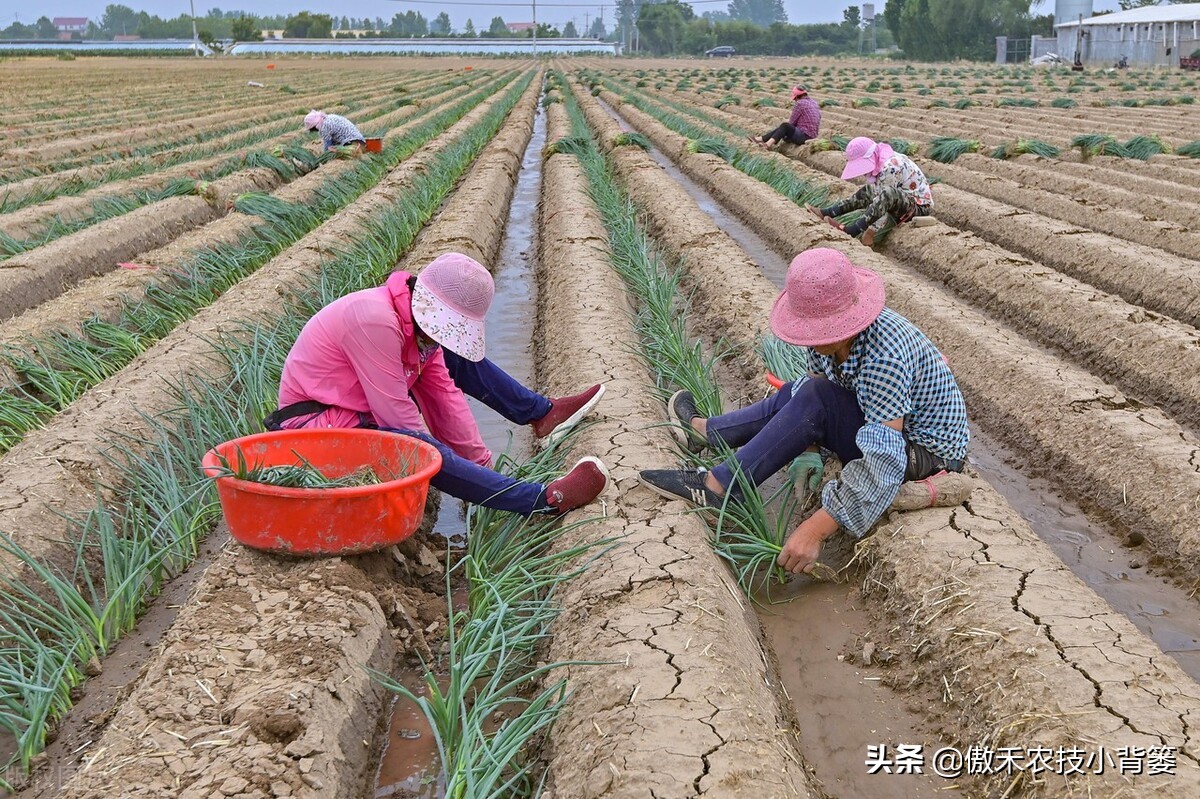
[1056,3,1200,68]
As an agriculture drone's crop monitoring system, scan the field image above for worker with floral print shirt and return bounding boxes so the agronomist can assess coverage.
[809,136,933,246]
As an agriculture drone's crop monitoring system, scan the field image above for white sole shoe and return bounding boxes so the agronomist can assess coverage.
[543,384,607,443]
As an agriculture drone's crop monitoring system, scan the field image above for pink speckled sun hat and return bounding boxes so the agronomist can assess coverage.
[303,110,326,131]
[769,248,884,347]
[841,136,894,181]
[412,253,494,362]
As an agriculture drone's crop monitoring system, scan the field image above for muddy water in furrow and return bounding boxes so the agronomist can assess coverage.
[429,101,547,543]
[375,101,548,798]
[969,428,1200,680]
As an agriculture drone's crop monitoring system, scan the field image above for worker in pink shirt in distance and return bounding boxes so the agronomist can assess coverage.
[749,84,821,149]
[266,253,609,516]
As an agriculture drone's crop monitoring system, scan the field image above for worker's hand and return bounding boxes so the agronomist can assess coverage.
[787,451,824,494]
[778,510,840,575]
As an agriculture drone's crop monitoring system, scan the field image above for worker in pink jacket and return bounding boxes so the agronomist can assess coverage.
[268,252,608,516]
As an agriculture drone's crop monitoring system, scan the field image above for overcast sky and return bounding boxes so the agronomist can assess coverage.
[7,0,867,31]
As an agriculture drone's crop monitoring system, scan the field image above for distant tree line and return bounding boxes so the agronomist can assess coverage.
[882,0,1053,61]
[628,1,893,57]
[5,1,1052,60]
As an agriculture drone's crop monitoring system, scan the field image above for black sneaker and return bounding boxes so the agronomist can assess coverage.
[667,390,707,453]
[639,468,730,508]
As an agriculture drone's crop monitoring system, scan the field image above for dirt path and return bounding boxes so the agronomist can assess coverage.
[536,100,822,799]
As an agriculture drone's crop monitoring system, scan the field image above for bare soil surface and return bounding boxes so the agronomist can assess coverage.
[589,82,1200,795]
[536,101,822,798]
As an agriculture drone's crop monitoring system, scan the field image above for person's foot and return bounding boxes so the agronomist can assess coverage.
[545,457,609,514]
[805,204,826,223]
[639,468,730,508]
[860,227,875,247]
[667,389,708,453]
[531,384,606,442]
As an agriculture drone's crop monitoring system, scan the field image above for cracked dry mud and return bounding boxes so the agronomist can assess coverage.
[576,77,1200,796]
[535,102,820,799]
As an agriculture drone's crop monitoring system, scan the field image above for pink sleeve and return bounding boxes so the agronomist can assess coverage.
[410,349,492,468]
[339,314,427,434]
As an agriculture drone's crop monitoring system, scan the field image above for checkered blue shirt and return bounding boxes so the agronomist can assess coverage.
[801,308,969,536]
[319,114,365,150]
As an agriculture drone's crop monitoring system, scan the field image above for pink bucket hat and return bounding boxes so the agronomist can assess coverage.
[792,85,808,100]
[411,253,494,362]
[841,136,895,181]
[769,248,885,347]
[303,110,326,131]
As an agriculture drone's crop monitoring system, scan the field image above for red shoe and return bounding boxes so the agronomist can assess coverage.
[530,384,606,442]
[545,457,609,514]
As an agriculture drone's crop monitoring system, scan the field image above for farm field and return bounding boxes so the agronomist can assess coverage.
[1,55,1199,799]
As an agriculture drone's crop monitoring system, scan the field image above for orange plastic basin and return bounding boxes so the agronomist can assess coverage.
[364,137,383,153]
[202,429,442,556]
[765,371,785,390]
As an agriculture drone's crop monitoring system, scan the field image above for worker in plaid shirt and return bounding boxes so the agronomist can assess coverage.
[751,85,821,148]
[640,248,968,575]
[303,110,366,152]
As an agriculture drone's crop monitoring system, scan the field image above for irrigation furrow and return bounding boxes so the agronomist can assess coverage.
[0,74,518,430]
[573,80,1200,798]
[0,168,287,322]
[0,72,449,214]
[10,72,540,795]
[537,97,821,799]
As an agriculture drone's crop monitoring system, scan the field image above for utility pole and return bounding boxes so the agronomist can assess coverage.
[584,11,589,37]
[190,0,200,56]
[532,0,537,57]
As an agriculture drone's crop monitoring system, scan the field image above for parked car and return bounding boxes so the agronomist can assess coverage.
[705,46,736,58]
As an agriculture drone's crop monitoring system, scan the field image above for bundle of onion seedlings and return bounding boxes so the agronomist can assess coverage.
[207,448,388,489]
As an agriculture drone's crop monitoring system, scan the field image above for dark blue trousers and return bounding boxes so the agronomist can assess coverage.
[385,353,553,515]
[709,377,865,490]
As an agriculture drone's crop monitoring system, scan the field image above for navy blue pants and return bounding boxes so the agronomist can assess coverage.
[707,377,962,492]
[385,352,553,515]
[708,377,863,491]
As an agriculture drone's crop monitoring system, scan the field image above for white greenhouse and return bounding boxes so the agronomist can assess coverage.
[1056,3,1200,68]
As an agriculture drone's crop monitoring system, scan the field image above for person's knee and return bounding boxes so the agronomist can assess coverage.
[791,376,845,409]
